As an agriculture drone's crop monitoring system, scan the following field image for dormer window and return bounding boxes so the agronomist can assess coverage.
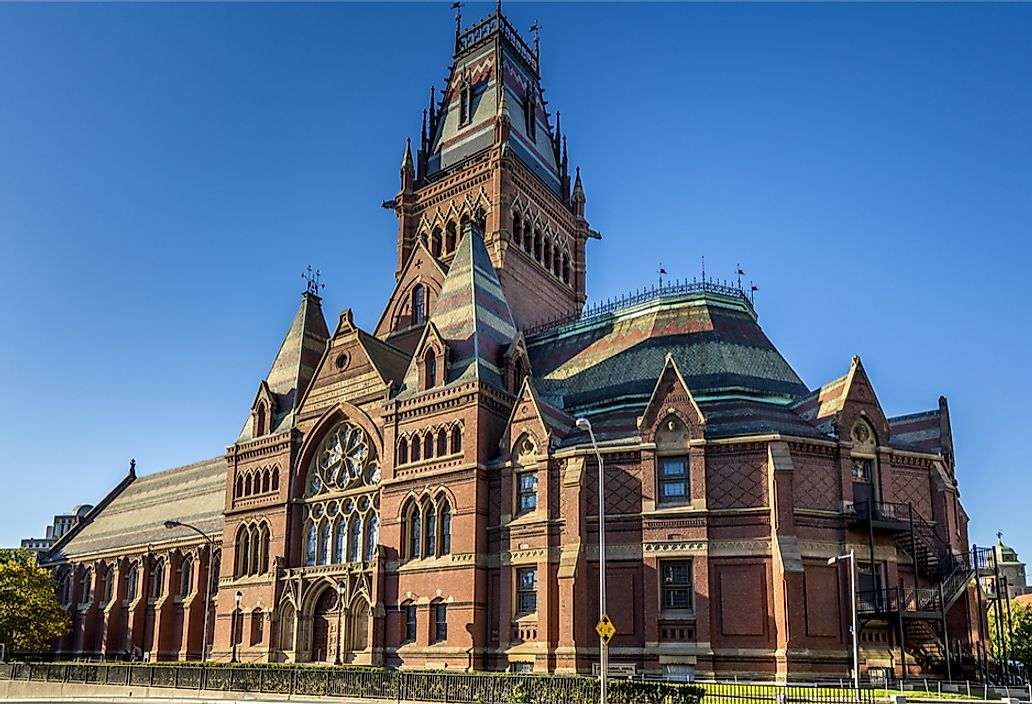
[524,93,536,141]
[254,402,267,437]
[425,349,437,389]
[460,79,473,126]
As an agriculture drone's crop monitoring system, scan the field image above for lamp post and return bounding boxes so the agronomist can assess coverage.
[232,590,242,663]
[576,417,606,704]
[163,519,215,661]
[829,549,860,695]
[334,581,345,665]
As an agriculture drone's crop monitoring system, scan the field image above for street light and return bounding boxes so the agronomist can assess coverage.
[576,417,607,704]
[828,549,860,695]
[164,519,216,661]
[334,581,345,665]
[232,590,242,663]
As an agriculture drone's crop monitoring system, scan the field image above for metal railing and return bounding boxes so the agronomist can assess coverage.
[525,279,755,336]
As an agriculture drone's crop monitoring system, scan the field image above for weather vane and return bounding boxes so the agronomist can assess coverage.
[736,264,745,291]
[302,265,324,296]
[530,20,541,57]
[997,530,1004,542]
[658,263,667,288]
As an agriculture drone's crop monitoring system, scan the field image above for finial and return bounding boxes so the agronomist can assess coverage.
[497,83,510,121]
[701,256,706,284]
[572,166,585,203]
[421,109,428,145]
[496,0,502,17]
[997,530,1004,543]
[530,20,541,59]
[750,281,758,303]
[658,263,667,288]
[736,265,745,291]
[453,1,462,48]
[562,135,568,166]
[129,459,136,478]
[302,266,325,296]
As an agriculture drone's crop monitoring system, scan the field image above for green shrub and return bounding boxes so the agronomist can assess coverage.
[609,680,706,704]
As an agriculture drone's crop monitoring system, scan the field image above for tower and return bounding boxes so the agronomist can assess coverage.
[380,7,591,346]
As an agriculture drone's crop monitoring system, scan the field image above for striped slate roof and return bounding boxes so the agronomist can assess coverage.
[526,291,809,416]
[50,457,226,561]
[888,409,943,452]
[238,292,329,441]
[399,224,518,395]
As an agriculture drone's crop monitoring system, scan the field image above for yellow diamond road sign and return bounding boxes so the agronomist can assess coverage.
[595,613,616,644]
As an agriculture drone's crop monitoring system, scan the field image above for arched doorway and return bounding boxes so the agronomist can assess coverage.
[311,588,339,663]
[347,599,370,663]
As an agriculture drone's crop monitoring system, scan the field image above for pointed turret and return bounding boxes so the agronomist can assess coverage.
[571,166,586,217]
[400,138,415,190]
[237,291,330,442]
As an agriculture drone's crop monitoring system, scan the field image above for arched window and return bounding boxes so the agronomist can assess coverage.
[441,502,452,555]
[411,434,422,462]
[151,559,164,599]
[365,514,379,561]
[398,437,409,465]
[553,246,561,276]
[305,523,317,566]
[512,212,522,247]
[524,93,537,141]
[60,573,71,605]
[127,564,138,601]
[262,469,270,493]
[543,238,552,271]
[80,568,92,605]
[210,554,220,595]
[244,473,253,496]
[349,516,363,563]
[425,349,437,389]
[239,530,251,576]
[409,507,422,559]
[102,569,114,603]
[255,402,267,437]
[445,221,457,253]
[319,522,331,565]
[424,432,434,460]
[437,428,448,456]
[460,79,472,125]
[271,467,280,491]
[334,519,346,563]
[250,609,264,646]
[425,506,437,558]
[534,230,543,262]
[412,285,426,326]
[451,426,462,455]
[260,526,270,573]
[178,558,192,598]
[562,253,570,284]
[431,227,442,257]
[235,475,243,498]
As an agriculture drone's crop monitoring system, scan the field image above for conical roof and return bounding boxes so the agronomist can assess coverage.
[238,292,329,440]
[400,223,518,394]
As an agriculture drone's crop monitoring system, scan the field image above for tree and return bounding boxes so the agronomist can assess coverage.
[988,597,1032,672]
[0,549,69,653]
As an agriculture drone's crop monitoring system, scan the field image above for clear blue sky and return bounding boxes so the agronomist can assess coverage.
[1,3,1030,556]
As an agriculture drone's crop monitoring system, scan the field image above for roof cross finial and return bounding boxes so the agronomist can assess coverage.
[701,255,706,284]
[530,20,541,59]
[302,265,324,297]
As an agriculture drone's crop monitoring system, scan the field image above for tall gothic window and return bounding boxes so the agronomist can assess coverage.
[151,559,164,599]
[524,93,536,141]
[410,509,422,559]
[301,418,380,572]
[425,349,437,389]
[425,506,436,557]
[441,502,452,555]
[126,564,138,601]
[365,514,379,561]
[451,426,462,454]
[412,285,426,325]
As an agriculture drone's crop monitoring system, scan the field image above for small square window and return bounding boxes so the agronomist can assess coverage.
[661,560,693,611]
[658,456,689,503]
[517,472,538,513]
[516,567,537,614]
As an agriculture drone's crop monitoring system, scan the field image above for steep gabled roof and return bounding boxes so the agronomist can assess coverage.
[398,224,518,396]
[48,457,226,562]
[238,292,329,441]
[502,377,576,453]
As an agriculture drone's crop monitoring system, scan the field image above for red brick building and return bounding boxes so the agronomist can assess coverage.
[46,7,988,682]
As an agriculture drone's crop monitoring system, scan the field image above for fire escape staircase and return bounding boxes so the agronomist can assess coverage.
[851,500,986,679]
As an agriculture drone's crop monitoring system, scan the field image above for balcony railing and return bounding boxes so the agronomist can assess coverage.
[852,500,911,525]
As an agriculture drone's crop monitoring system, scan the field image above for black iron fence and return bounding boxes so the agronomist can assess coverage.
[0,662,893,704]
[0,662,705,704]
